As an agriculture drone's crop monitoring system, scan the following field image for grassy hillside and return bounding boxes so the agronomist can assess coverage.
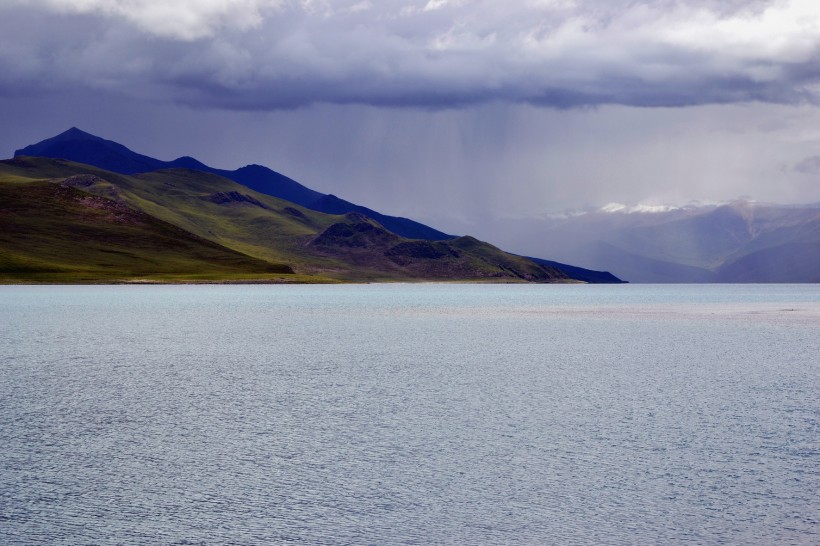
[0,177,306,283]
[1,157,340,270]
[0,158,570,283]
[15,127,453,241]
[309,216,568,281]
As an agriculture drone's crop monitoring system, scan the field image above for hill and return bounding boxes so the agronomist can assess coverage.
[0,175,296,283]
[15,128,452,241]
[526,256,626,284]
[0,157,571,283]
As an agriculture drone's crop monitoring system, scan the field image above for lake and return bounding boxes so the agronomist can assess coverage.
[1,284,818,544]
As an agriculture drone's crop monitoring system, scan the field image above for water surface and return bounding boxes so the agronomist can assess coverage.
[1,284,818,544]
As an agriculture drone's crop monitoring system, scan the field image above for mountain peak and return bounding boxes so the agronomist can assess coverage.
[237,164,273,174]
[64,126,91,136]
[169,156,208,169]
[15,127,103,154]
[599,203,683,215]
[54,127,102,142]
[15,127,163,174]
[12,128,452,241]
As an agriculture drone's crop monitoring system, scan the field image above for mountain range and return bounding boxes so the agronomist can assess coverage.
[16,128,452,241]
[496,202,820,283]
[2,128,622,284]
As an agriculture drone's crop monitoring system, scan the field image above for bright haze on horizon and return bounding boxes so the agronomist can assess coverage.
[2,0,820,240]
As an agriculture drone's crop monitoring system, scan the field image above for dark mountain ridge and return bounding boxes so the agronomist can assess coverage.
[0,156,584,283]
[527,256,626,284]
[14,128,623,283]
[15,128,452,241]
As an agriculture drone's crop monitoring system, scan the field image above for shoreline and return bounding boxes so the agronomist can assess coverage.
[0,277,585,286]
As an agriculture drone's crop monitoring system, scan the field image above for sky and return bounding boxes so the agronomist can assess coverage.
[2,0,820,238]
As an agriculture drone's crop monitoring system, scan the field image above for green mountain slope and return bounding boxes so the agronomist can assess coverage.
[0,158,570,283]
[0,177,297,283]
[310,215,566,281]
[15,127,452,240]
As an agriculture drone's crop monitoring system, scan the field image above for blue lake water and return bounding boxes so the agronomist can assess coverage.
[1,284,818,544]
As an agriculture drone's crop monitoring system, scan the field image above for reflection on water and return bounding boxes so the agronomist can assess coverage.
[1,284,818,544]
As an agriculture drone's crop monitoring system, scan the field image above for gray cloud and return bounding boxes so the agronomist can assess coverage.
[3,86,820,247]
[794,155,820,174]
[2,0,820,110]
[3,0,820,262]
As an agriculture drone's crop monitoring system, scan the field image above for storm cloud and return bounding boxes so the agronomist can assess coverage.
[3,0,820,109]
[3,0,820,252]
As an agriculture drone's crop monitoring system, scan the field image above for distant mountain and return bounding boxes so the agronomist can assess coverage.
[715,243,820,283]
[15,127,168,174]
[506,201,820,283]
[0,157,573,283]
[15,128,452,241]
[561,242,717,283]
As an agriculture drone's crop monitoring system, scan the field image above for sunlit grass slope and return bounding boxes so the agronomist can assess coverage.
[0,177,302,283]
[0,157,570,283]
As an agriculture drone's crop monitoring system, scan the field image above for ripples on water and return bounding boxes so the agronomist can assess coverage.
[1,284,818,544]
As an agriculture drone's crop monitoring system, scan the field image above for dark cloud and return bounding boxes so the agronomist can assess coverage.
[2,0,819,110]
[3,0,820,246]
[3,86,820,248]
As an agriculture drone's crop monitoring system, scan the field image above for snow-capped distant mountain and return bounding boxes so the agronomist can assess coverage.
[598,203,686,214]
[506,200,820,283]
